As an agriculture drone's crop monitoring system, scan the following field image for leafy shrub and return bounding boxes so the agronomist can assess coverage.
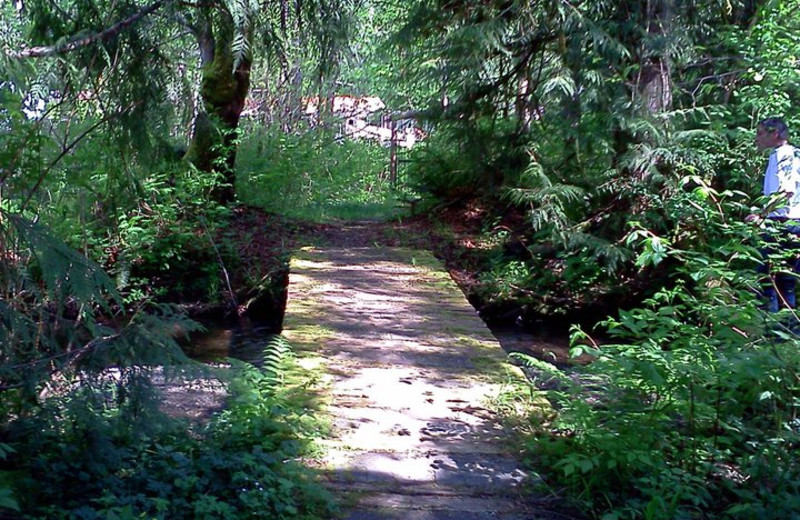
[405,116,528,200]
[3,339,334,519]
[523,181,800,519]
[80,164,234,303]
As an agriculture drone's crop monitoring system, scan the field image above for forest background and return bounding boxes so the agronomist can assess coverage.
[1,0,800,518]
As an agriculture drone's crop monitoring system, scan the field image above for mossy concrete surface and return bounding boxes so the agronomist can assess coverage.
[282,237,569,520]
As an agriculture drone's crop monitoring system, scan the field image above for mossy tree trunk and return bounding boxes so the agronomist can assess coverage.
[184,6,252,205]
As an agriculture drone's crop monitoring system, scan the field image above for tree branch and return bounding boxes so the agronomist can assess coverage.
[21,101,140,211]
[7,0,172,59]
[0,333,121,393]
[174,11,201,38]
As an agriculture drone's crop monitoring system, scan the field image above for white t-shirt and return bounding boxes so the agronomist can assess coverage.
[763,143,800,219]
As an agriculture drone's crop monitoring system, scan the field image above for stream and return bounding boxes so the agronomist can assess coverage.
[183,318,282,366]
[185,318,573,368]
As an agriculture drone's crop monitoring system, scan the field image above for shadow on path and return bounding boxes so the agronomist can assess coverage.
[283,225,582,520]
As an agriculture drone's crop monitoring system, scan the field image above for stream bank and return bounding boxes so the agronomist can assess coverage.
[179,205,584,366]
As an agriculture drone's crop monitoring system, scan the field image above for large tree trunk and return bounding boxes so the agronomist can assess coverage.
[185,8,252,205]
[636,0,673,113]
[638,57,672,113]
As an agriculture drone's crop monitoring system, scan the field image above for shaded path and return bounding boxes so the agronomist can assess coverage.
[282,226,569,519]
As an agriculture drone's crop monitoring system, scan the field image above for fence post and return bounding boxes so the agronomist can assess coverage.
[389,118,398,187]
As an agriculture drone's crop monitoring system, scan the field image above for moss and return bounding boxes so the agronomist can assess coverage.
[282,323,334,352]
[200,55,238,110]
[184,111,218,173]
[468,354,516,381]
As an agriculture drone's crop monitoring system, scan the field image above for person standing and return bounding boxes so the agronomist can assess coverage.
[748,117,800,312]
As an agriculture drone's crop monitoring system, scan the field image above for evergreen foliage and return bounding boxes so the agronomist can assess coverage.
[1,2,347,517]
[517,183,800,518]
[4,0,800,517]
[392,2,800,516]
[392,0,798,323]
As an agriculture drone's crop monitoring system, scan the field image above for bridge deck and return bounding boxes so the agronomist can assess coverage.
[282,245,550,519]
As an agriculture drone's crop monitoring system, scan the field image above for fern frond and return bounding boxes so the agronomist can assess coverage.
[226,0,259,70]
[509,352,572,391]
[258,335,294,388]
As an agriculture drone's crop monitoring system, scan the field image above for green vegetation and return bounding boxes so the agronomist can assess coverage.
[513,186,800,518]
[2,337,334,518]
[237,124,405,221]
[387,1,800,517]
[2,0,800,518]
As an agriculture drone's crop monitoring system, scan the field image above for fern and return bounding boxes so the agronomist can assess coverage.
[227,0,259,70]
[259,334,293,387]
[509,351,572,391]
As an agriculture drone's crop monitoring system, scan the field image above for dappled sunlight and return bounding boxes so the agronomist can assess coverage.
[282,241,534,517]
[291,258,336,270]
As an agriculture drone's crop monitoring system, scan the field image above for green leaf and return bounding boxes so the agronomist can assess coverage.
[0,488,19,512]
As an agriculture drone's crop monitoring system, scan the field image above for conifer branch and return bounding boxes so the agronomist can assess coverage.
[7,0,172,59]
[21,102,140,211]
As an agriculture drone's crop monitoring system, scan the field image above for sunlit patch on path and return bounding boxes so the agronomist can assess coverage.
[283,240,564,519]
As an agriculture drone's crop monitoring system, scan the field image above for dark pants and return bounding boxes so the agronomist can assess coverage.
[757,223,800,312]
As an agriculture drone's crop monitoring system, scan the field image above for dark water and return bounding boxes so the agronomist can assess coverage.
[489,325,575,366]
[183,318,282,366]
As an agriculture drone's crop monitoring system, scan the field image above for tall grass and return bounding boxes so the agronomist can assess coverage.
[236,124,409,221]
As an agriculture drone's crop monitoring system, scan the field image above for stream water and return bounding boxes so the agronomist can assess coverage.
[183,318,282,366]
[185,317,573,368]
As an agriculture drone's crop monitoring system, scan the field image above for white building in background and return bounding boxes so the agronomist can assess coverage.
[239,92,426,149]
[303,94,425,149]
[304,95,385,120]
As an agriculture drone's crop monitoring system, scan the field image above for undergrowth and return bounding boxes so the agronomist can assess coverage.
[1,337,334,519]
[510,182,800,519]
[236,124,414,221]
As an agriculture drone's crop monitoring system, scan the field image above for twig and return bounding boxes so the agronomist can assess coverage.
[0,332,121,392]
[199,216,239,312]
[20,102,140,212]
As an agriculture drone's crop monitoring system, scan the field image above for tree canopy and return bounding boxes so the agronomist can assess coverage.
[2,0,800,518]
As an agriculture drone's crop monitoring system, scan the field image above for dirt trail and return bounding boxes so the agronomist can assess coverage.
[282,222,574,520]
